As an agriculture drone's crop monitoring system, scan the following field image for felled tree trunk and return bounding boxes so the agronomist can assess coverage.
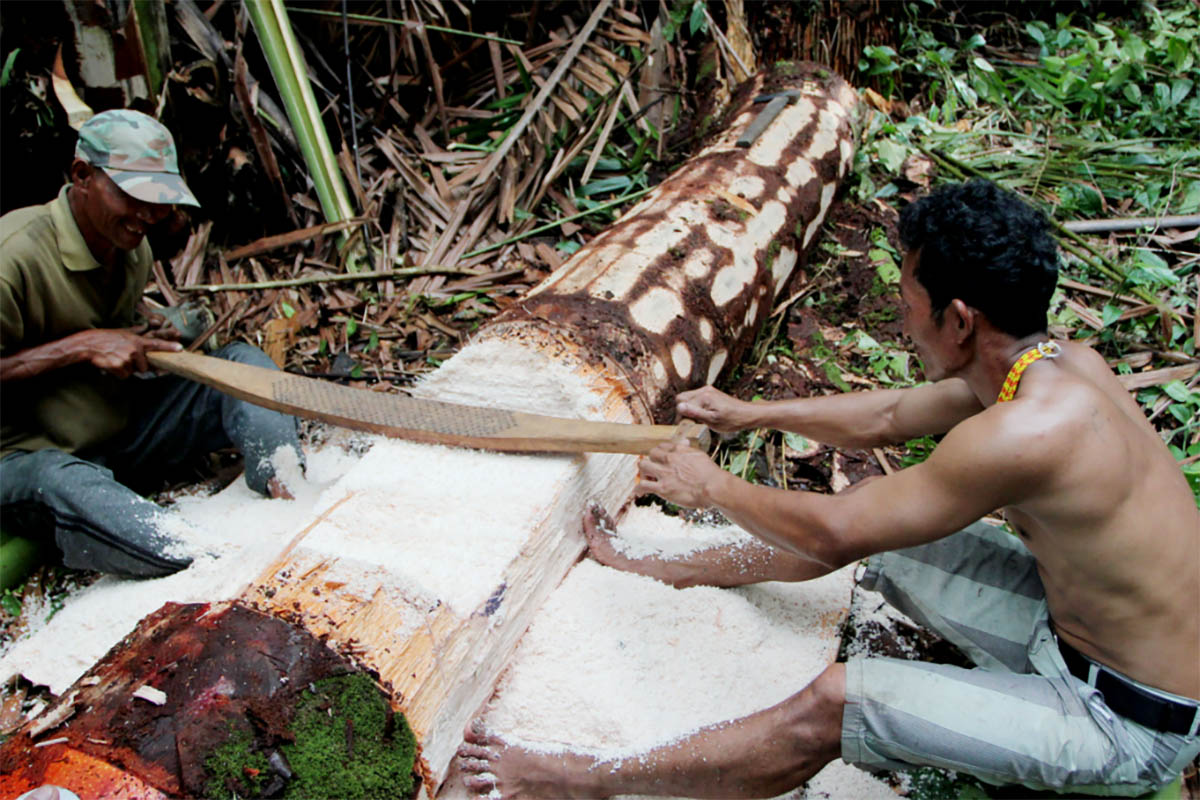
[0,63,859,799]
[488,62,859,422]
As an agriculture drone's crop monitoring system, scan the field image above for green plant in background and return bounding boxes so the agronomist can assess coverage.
[662,0,709,43]
[856,1,1200,218]
[844,0,1199,509]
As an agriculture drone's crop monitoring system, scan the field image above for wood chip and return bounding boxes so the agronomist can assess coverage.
[28,693,76,737]
[34,736,69,748]
[133,685,168,705]
[535,243,564,271]
[713,187,758,216]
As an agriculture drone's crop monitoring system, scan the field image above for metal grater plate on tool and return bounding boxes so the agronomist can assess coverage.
[272,376,518,438]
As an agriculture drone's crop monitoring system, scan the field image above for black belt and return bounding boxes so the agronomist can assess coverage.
[1056,635,1199,735]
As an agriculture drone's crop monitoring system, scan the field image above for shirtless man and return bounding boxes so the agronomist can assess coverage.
[456,180,1200,797]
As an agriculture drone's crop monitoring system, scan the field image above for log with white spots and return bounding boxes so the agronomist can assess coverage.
[490,62,860,421]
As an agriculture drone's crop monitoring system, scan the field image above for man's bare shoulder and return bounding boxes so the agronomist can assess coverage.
[923,379,1102,510]
[934,399,1066,482]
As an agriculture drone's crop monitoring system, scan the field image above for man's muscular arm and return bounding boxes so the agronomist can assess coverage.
[677,379,984,450]
[0,329,181,381]
[639,410,1047,569]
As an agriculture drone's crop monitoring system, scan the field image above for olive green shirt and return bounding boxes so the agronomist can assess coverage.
[1,185,153,457]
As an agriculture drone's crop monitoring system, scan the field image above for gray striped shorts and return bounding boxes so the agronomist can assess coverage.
[841,521,1200,796]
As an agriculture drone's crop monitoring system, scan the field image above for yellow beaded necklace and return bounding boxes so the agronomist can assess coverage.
[997,341,1061,403]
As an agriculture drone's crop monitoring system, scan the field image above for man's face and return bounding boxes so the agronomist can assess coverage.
[899,250,950,381]
[76,164,172,252]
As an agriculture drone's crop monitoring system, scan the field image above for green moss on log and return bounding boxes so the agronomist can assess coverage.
[204,724,270,799]
[201,673,417,799]
[283,673,417,799]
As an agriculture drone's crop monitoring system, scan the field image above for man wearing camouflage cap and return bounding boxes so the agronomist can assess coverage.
[0,109,303,579]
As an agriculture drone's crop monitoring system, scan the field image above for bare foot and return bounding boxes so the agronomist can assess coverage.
[456,722,603,799]
[581,504,632,569]
[266,476,294,500]
[582,504,678,584]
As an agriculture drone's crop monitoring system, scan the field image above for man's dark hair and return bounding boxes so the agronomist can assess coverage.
[899,179,1059,338]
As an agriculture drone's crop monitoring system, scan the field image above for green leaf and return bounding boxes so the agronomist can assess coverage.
[965,33,986,50]
[1169,77,1194,106]
[346,318,358,337]
[856,331,882,351]
[783,432,811,452]
[1137,249,1172,270]
[1059,183,1102,215]
[1153,82,1171,108]
[350,364,364,379]
[972,56,995,73]
[366,331,379,353]
[823,361,850,392]
[688,1,707,37]
[281,301,296,319]
[875,139,908,172]
[580,175,633,196]
[1170,404,1194,424]
[0,49,19,88]
[1128,265,1179,287]
[556,239,581,255]
[1163,380,1197,404]
[1,592,21,616]
[1178,181,1200,214]
[1100,303,1123,327]
[1026,23,1046,46]
[870,248,900,284]
[1122,35,1147,62]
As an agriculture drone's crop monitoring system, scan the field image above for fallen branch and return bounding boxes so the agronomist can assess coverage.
[179,267,490,293]
[223,218,369,261]
[1062,214,1200,234]
[1116,363,1200,391]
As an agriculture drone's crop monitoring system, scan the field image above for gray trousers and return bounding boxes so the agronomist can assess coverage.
[0,343,302,578]
[842,521,1200,795]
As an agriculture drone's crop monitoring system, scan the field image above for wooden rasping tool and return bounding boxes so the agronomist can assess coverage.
[147,351,709,455]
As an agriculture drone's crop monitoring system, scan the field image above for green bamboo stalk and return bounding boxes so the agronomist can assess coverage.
[244,0,356,232]
[131,0,171,99]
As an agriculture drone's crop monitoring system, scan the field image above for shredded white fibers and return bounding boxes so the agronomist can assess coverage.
[297,437,584,617]
[465,556,893,798]
[0,443,362,695]
[611,504,756,559]
[412,338,613,421]
[483,559,851,755]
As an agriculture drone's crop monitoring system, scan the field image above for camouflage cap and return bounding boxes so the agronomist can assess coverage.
[75,109,200,207]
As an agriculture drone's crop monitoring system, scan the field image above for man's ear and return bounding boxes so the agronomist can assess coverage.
[69,159,95,189]
[947,298,976,344]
